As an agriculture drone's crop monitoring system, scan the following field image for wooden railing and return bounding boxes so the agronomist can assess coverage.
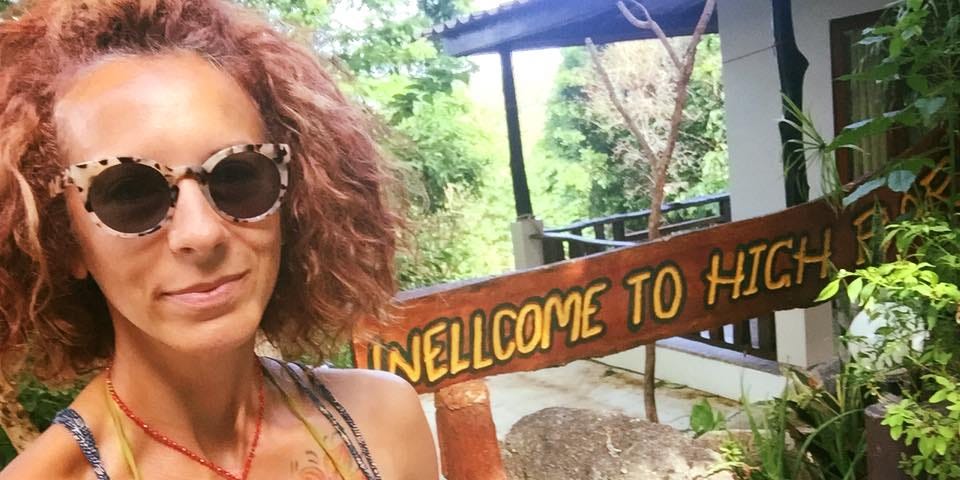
[535,192,778,361]
[687,312,778,360]
[537,193,732,262]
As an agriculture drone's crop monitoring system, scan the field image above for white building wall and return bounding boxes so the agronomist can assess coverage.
[718,0,787,221]
[717,0,891,367]
[721,0,891,206]
[793,0,892,197]
[607,0,897,398]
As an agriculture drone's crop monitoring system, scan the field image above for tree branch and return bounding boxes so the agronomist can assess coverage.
[617,0,682,71]
[657,0,717,186]
[585,37,659,165]
[601,0,717,427]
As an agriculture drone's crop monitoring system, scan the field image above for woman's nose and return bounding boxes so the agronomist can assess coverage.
[166,179,228,258]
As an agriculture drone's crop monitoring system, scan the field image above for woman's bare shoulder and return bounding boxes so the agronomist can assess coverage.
[0,422,89,480]
[313,366,415,398]
[310,367,439,480]
[1,377,109,480]
[311,367,426,431]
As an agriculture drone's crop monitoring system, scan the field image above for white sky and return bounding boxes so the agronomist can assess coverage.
[461,0,563,142]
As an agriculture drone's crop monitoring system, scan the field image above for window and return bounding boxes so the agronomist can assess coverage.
[830,10,913,184]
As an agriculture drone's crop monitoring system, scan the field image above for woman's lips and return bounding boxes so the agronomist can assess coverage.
[161,272,247,310]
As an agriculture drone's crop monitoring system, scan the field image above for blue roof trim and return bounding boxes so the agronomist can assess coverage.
[430,0,718,57]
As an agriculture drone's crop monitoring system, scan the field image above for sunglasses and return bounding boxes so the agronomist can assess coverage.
[49,143,290,238]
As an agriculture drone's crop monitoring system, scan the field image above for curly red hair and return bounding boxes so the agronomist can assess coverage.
[0,0,399,381]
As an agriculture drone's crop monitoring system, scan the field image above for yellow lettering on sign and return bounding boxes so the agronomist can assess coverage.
[742,243,768,296]
[652,263,683,321]
[448,318,471,375]
[705,249,746,307]
[370,342,384,370]
[543,290,582,345]
[492,308,517,361]
[515,302,543,354]
[623,269,653,328]
[793,228,832,285]
[580,280,610,340]
[472,311,494,370]
[387,333,422,383]
[422,321,448,383]
[764,238,794,290]
[852,208,888,266]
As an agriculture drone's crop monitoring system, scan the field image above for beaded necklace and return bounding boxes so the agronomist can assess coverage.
[104,361,265,480]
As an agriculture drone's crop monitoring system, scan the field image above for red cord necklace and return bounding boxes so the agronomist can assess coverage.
[105,361,265,480]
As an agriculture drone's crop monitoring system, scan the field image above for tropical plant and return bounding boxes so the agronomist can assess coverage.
[808,2,960,476]
[819,211,960,479]
[690,398,727,438]
[710,366,870,480]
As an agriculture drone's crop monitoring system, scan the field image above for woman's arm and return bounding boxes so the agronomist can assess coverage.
[0,425,88,480]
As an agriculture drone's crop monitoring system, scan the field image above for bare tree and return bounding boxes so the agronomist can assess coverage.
[585,0,717,423]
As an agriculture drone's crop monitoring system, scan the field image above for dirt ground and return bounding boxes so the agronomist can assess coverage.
[418,358,744,441]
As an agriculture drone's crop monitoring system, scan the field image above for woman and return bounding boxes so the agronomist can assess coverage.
[0,0,438,478]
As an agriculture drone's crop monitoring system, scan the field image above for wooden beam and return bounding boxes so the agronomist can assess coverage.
[772,0,811,206]
[438,0,717,57]
[440,0,613,57]
[500,50,533,218]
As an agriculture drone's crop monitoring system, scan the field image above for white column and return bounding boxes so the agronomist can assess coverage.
[719,0,837,368]
[775,303,836,367]
[510,216,544,270]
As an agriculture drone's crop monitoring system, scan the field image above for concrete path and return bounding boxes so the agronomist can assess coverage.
[419,359,743,441]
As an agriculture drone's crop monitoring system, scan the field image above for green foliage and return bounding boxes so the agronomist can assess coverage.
[241,0,485,212]
[884,374,960,479]
[540,36,728,223]
[689,398,726,437]
[236,0,499,287]
[0,429,15,468]
[540,47,631,220]
[239,0,330,26]
[789,0,960,210]
[16,378,83,431]
[711,367,869,480]
[819,212,960,479]
[744,5,960,475]
[0,377,84,469]
[801,2,960,473]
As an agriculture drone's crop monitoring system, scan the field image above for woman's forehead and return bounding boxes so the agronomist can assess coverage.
[54,52,266,166]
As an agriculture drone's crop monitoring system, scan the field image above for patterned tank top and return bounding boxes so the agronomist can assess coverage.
[52,359,381,480]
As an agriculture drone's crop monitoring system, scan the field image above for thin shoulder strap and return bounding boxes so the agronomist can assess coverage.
[294,361,382,480]
[262,357,381,480]
[52,408,111,480]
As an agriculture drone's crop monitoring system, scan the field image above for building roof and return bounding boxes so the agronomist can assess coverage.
[430,0,718,57]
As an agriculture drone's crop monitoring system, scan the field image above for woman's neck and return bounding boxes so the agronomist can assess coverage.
[109,327,262,463]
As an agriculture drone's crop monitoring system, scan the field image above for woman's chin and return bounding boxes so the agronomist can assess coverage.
[155,310,262,356]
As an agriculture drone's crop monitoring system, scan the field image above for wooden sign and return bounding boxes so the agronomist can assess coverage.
[353,167,953,393]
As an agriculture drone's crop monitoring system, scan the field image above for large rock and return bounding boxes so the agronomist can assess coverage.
[502,407,733,480]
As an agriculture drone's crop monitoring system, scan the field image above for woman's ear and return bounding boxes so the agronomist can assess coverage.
[69,255,89,280]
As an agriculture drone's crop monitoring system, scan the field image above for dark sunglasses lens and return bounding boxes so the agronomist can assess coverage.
[89,163,171,234]
[209,151,281,219]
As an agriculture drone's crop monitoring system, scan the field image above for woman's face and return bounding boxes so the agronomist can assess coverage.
[54,52,282,355]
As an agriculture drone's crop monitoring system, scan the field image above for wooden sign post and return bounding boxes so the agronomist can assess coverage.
[355,192,906,391]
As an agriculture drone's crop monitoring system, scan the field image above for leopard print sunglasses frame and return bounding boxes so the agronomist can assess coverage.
[48,143,290,238]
